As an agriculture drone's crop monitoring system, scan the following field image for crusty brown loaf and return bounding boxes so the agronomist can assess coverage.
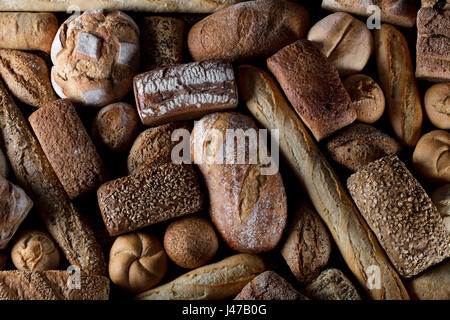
[416,8,450,82]
[407,259,450,300]
[127,121,192,174]
[135,254,265,300]
[0,80,106,275]
[347,156,450,278]
[141,17,184,71]
[0,50,56,108]
[0,175,33,249]
[97,162,203,236]
[375,24,423,147]
[187,0,310,62]
[267,40,356,141]
[134,60,238,127]
[0,271,110,300]
[325,123,402,172]
[424,83,450,130]
[321,0,417,28]
[191,112,288,254]
[0,0,244,12]
[0,13,58,53]
[29,99,107,199]
[281,202,332,286]
[235,271,308,300]
[305,268,361,300]
[237,65,409,300]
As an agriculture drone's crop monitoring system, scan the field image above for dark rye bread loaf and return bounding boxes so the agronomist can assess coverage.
[416,7,450,82]
[347,156,450,278]
[325,123,402,172]
[97,162,203,236]
[0,271,110,300]
[29,99,107,199]
[235,271,308,300]
[134,60,238,127]
[267,40,356,141]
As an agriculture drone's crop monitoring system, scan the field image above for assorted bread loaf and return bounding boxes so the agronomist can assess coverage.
[0,0,448,302]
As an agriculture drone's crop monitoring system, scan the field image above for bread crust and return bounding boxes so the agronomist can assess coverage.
[305,268,361,300]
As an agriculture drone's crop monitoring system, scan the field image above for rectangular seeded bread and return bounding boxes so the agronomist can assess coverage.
[97,162,203,236]
[347,156,450,278]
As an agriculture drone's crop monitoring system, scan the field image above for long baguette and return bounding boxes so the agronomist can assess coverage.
[0,80,105,276]
[236,65,409,300]
[0,0,244,12]
[135,254,265,300]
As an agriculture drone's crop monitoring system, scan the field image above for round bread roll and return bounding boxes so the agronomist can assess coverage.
[0,148,9,178]
[0,252,6,270]
[343,74,385,124]
[51,9,140,107]
[164,216,219,269]
[413,130,450,184]
[11,230,60,271]
[109,232,167,293]
[307,12,373,76]
[431,184,450,233]
[424,83,450,130]
[91,102,139,152]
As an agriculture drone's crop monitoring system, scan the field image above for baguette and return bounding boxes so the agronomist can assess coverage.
[0,80,106,275]
[236,65,409,300]
[0,0,243,12]
[135,254,265,300]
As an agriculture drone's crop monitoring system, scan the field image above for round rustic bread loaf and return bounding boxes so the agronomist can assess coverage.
[11,230,60,271]
[163,216,218,269]
[413,130,450,184]
[109,232,167,293]
[187,0,310,62]
[92,102,139,152]
[343,74,385,124]
[307,12,373,76]
[424,83,450,130]
[431,184,450,233]
[51,9,140,107]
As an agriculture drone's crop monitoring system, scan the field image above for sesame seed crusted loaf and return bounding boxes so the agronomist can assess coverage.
[97,162,203,236]
[347,156,450,278]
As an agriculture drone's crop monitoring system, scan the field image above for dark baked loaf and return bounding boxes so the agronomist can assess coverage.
[235,271,308,300]
[305,268,361,300]
[267,40,356,141]
[347,156,450,278]
[325,123,402,172]
[97,162,203,236]
[416,7,450,82]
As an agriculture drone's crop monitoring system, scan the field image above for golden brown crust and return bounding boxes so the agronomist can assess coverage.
[424,83,450,130]
[407,259,450,300]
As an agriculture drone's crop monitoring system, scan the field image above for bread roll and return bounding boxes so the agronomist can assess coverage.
[109,232,167,293]
[424,83,450,130]
[325,123,401,172]
[51,10,140,107]
[343,74,385,124]
[0,271,110,300]
[191,112,288,254]
[0,80,106,275]
[0,175,33,249]
[91,102,139,153]
[281,202,331,286]
[0,13,58,53]
[412,130,450,184]
[348,156,450,278]
[135,254,265,300]
[0,50,56,108]
[29,99,108,199]
[0,0,243,13]
[305,268,361,300]
[416,8,450,83]
[236,65,409,300]
[431,184,450,233]
[188,0,310,62]
[235,271,308,300]
[375,24,423,147]
[0,148,9,179]
[267,40,356,141]
[407,260,450,300]
[321,0,417,27]
[307,12,373,76]
[11,230,60,271]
